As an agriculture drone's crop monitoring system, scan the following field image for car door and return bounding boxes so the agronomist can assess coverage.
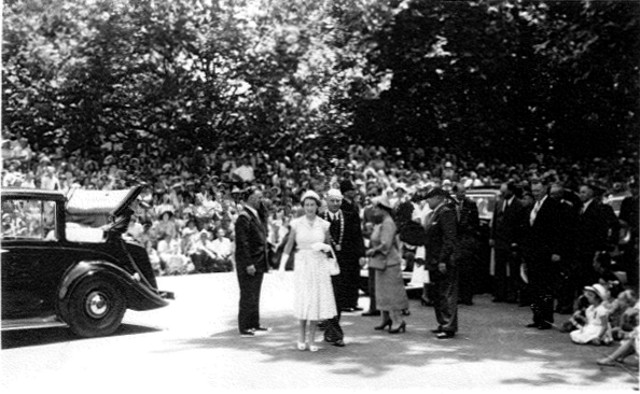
[1,198,71,318]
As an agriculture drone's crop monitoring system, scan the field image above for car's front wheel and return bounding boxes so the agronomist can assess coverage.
[64,277,126,337]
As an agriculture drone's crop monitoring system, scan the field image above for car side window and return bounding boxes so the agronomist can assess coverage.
[1,199,57,241]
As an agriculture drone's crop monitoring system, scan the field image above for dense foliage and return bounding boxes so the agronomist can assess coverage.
[3,0,639,161]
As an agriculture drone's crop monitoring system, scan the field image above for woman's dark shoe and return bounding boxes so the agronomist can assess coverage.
[389,321,406,334]
[374,320,392,330]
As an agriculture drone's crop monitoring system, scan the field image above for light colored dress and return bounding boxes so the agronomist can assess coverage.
[371,217,409,311]
[570,303,613,344]
[291,216,337,321]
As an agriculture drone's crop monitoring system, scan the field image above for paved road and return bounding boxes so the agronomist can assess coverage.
[2,272,637,393]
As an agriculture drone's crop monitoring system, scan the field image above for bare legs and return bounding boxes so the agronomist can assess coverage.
[298,319,319,351]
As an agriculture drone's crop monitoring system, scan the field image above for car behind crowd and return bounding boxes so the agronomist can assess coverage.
[1,185,172,338]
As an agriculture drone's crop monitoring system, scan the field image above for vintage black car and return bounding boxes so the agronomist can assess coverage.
[1,186,170,337]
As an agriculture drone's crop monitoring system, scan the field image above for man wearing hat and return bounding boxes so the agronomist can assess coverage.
[319,188,367,346]
[424,187,460,339]
[235,186,270,336]
[340,179,359,217]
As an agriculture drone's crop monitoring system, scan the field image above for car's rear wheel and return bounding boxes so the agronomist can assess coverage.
[65,277,126,337]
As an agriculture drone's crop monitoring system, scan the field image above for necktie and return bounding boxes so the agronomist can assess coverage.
[530,201,541,226]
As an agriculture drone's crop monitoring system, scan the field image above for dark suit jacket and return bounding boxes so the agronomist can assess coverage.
[490,197,528,251]
[451,197,480,259]
[234,208,269,274]
[341,198,360,218]
[575,200,618,255]
[522,197,564,266]
[425,204,458,269]
[620,195,639,239]
[321,210,365,267]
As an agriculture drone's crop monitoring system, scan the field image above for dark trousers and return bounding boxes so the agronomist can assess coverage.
[457,256,476,303]
[527,259,555,325]
[555,258,577,313]
[334,265,360,310]
[431,266,459,334]
[237,271,264,332]
[366,267,378,312]
[493,248,520,302]
[324,276,344,343]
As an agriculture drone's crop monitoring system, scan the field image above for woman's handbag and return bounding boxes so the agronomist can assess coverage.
[327,246,340,276]
[368,252,386,271]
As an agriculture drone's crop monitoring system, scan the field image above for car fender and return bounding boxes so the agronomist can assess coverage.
[57,261,137,319]
[58,261,168,320]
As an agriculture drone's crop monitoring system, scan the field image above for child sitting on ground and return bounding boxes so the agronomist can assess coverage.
[560,294,589,333]
[598,300,639,366]
[610,289,639,341]
[570,284,613,345]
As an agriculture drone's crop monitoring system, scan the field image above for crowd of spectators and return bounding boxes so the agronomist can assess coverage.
[2,131,637,277]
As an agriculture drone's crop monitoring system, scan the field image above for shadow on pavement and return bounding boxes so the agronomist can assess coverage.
[2,324,161,350]
[156,295,637,388]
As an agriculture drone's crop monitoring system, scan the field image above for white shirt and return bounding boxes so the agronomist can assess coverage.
[581,198,594,214]
[208,237,232,258]
[530,195,547,226]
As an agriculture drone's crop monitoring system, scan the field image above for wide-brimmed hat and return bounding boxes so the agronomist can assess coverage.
[584,283,608,300]
[372,194,393,210]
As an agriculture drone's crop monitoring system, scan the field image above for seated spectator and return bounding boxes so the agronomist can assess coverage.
[570,284,613,346]
[189,229,232,272]
[598,301,639,367]
[153,211,177,241]
[208,227,234,272]
[156,231,192,275]
[560,294,589,333]
[593,251,625,298]
[610,289,639,341]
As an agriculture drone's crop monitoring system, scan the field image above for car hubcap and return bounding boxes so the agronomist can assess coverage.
[85,291,109,318]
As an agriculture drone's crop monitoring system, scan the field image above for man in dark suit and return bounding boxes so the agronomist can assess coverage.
[424,187,459,339]
[619,179,639,289]
[234,186,269,337]
[450,183,480,306]
[490,181,528,303]
[320,188,366,346]
[548,182,579,314]
[522,180,564,330]
[340,179,360,217]
[575,183,619,289]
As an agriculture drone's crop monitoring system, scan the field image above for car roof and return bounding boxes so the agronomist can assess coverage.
[1,188,66,201]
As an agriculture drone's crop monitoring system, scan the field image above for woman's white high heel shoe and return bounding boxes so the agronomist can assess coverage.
[297,342,307,351]
[308,344,319,352]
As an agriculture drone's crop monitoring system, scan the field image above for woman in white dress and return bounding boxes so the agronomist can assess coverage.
[279,190,337,351]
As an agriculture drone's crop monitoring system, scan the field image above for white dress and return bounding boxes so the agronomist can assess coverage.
[570,303,613,344]
[291,217,337,321]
